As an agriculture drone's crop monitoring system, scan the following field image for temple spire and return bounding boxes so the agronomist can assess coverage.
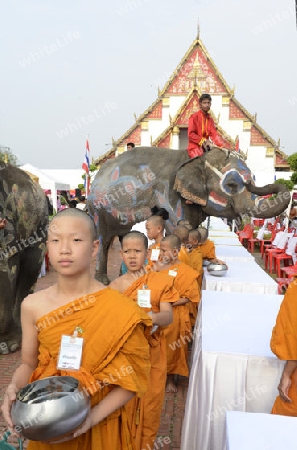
[196,19,200,40]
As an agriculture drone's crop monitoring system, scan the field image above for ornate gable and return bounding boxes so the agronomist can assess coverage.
[250,125,270,146]
[94,34,289,170]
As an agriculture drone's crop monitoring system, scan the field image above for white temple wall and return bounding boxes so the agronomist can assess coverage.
[169,96,186,118]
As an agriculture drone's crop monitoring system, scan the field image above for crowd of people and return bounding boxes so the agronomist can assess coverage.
[1,93,297,449]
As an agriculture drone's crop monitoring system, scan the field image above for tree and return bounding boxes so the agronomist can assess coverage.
[287,153,297,172]
[275,178,294,190]
[0,146,19,166]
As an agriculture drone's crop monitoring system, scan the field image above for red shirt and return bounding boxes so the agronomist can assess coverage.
[187,110,229,158]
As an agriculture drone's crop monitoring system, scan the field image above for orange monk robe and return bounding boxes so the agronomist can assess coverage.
[188,247,203,325]
[178,245,190,265]
[160,262,201,377]
[146,242,161,270]
[27,289,151,450]
[199,238,216,261]
[123,272,179,450]
[270,282,297,416]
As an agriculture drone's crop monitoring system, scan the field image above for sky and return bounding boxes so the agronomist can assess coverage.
[1,0,296,169]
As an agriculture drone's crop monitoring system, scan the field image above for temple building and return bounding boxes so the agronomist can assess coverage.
[94,33,290,182]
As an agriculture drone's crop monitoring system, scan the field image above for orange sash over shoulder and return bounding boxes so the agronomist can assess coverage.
[199,239,216,260]
[271,282,297,416]
[123,272,179,450]
[28,288,151,450]
[160,262,200,376]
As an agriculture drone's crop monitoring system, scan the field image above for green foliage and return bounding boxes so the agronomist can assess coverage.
[275,178,294,190]
[0,146,19,166]
[78,183,85,190]
[290,172,297,185]
[287,153,297,172]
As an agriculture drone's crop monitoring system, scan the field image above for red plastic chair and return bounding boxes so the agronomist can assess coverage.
[272,236,297,278]
[237,224,254,247]
[276,277,294,294]
[282,263,297,278]
[263,231,290,273]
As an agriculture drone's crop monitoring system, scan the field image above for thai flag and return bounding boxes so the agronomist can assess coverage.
[82,138,90,174]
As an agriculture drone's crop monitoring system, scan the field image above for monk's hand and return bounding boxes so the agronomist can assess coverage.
[73,414,93,438]
[278,373,292,403]
[1,384,18,430]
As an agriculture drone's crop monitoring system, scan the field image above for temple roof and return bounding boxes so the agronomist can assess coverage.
[94,36,289,168]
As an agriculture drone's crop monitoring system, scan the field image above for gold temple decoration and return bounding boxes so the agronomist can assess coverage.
[133,113,138,122]
[243,121,252,131]
[187,54,206,91]
[266,147,274,157]
[141,121,149,131]
[222,96,230,106]
[162,97,170,107]
[172,126,180,135]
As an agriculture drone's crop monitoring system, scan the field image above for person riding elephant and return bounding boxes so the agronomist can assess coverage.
[87,146,290,284]
[0,163,49,354]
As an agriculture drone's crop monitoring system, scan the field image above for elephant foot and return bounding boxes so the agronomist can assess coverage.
[0,342,9,355]
[94,272,110,285]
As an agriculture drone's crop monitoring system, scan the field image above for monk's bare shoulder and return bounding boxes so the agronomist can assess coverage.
[109,277,125,292]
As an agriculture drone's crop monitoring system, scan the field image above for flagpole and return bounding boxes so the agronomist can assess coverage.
[86,134,90,199]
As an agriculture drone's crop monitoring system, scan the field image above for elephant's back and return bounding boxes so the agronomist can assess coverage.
[0,163,48,222]
[93,147,188,185]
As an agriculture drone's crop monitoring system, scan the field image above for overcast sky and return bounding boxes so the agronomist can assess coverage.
[1,0,296,169]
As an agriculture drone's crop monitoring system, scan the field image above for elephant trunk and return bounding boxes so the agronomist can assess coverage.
[245,182,291,218]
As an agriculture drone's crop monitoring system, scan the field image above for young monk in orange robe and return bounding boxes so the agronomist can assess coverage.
[1,209,151,450]
[145,209,168,270]
[172,225,190,265]
[270,281,297,416]
[155,235,201,393]
[198,226,225,264]
[110,231,178,450]
[187,229,203,326]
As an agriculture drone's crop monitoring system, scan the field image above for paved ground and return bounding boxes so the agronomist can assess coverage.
[0,239,271,449]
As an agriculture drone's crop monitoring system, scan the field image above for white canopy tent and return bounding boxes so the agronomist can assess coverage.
[20,164,70,213]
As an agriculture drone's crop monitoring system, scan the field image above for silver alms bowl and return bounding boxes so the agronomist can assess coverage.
[207,262,228,277]
[11,376,90,442]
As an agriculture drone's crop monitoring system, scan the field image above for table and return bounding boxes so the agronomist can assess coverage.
[209,236,241,246]
[180,291,285,450]
[215,245,254,262]
[203,260,278,294]
[201,217,231,231]
[208,230,238,238]
[226,411,297,450]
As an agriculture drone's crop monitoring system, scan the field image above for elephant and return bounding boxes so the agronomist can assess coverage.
[0,163,49,354]
[87,146,290,284]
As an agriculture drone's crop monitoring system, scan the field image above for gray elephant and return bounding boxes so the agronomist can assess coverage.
[0,163,49,353]
[88,146,290,284]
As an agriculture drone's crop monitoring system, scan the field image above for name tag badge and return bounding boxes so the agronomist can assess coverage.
[168,269,177,277]
[57,335,84,371]
[137,289,151,308]
[150,248,160,261]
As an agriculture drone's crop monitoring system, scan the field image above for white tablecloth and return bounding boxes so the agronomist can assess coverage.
[201,217,231,231]
[208,230,238,238]
[209,236,241,246]
[203,260,278,294]
[215,245,254,262]
[226,411,297,450]
[180,291,285,450]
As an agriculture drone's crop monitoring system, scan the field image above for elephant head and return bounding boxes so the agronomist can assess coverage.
[174,147,291,220]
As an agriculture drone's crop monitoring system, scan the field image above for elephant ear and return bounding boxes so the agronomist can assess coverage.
[174,156,207,206]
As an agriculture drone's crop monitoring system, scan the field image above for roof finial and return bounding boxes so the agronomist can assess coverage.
[277,137,281,147]
[133,113,138,122]
[196,19,200,40]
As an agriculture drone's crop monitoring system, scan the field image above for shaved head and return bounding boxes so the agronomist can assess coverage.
[172,226,189,243]
[188,229,201,243]
[121,231,148,249]
[198,227,208,243]
[50,208,97,241]
[177,219,191,230]
[146,215,165,229]
[161,235,181,251]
